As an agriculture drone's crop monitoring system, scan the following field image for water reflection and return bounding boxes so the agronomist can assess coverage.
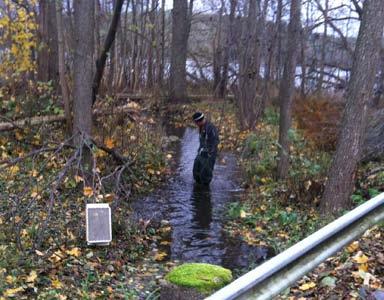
[191,183,212,237]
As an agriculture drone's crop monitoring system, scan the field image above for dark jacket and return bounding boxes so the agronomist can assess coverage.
[198,121,219,156]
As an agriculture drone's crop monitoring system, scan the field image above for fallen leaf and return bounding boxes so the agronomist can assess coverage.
[154,251,168,261]
[9,165,19,176]
[160,226,171,233]
[353,252,369,264]
[74,175,83,183]
[105,137,115,149]
[127,101,140,109]
[358,263,369,272]
[352,270,367,281]
[363,273,374,286]
[255,226,263,233]
[304,180,312,190]
[49,250,64,263]
[83,186,93,197]
[66,229,75,240]
[66,247,81,257]
[347,241,359,253]
[299,281,316,291]
[51,278,63,288]
[104,193,114,202]
[6,275,15,284]
[15,131,23,141]
[278,232,289,239]
[26,270,38,283]
[86,251,94,259]
[3,287,24,297]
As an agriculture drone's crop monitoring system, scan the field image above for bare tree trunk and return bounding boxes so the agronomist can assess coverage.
[65,0,75,54]
[263,0,279,97]
[300,1,311,97]
[169,0,193,102]
[276,0,301,180]
[56,0,72,133]
[213,2,224,97]
[317,0,328,92]
[157,0,166,87]
[130,0,139,91]
[320,0,384,214]
[147,0,158,89]
[233,0,260,129]
[37,0,59,85]
[256,0,269,111]
[92,0,124,105]
[109,41,116,93]
[73,0,95,142]
[220,0,237,99]
[372,49,384,107]
[275,0,283,81]
[117,1,130,90]
[135,0,148,91]
[300,34,307,97]
[95,0,101,59]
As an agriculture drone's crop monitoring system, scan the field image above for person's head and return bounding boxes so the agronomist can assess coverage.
[192,112,205,128]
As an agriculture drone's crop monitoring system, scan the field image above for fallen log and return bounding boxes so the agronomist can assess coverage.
[0,105,138,132]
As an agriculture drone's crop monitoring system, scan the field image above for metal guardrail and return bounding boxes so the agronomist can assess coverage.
[206,193,384,300]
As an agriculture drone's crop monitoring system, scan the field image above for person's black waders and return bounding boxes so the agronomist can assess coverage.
[193,152,217,185]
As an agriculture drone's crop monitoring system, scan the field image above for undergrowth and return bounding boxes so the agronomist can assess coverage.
[0,97,172,298]
[226,103,384,257]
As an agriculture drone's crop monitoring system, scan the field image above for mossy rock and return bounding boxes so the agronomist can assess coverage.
[165,263,232,294]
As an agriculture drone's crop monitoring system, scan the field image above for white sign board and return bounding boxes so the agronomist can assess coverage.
[86,203,112,245]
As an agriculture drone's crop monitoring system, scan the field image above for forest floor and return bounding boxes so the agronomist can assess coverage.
[278,225,384,299]
[0,96,383,299]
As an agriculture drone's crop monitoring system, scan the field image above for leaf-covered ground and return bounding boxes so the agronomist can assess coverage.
[278,225,384,299]
[0,98,176,299]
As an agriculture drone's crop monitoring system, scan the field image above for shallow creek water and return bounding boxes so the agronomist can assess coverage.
[133,127,272,270]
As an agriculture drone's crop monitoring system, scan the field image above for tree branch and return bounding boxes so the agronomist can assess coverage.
[92,0,125,105]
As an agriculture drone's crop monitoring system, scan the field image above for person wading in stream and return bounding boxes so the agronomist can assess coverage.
[192,112,220,185]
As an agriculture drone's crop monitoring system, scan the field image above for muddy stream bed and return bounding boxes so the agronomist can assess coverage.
[132,126,273,271]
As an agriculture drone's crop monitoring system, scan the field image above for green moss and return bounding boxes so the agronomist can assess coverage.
[165,263,232,294]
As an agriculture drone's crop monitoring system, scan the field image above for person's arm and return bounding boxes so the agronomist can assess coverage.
[206,124,219,155]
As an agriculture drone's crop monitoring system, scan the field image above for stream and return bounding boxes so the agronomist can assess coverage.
[133,126,272,271]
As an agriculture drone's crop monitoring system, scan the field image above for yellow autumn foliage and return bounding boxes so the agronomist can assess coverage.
[83,186,94,197]
[0,1,37,80]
